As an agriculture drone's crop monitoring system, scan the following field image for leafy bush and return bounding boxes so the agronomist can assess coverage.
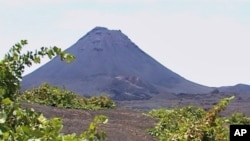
[0,99,108,141]
[147,106,207,141]
[0,40,108,140]
[147,96,250,141]
[19,83,115,110]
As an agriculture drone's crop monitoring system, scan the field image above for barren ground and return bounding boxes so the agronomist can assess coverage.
[21,103,157,141]
[21,92,250,141]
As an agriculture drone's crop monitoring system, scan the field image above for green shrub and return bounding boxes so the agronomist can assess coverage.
[147,96,250,141]
[0,99,108,141]
[19,83,116,110]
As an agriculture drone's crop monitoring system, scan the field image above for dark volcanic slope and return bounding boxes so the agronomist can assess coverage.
[218,84,250,96]
[22,27,212,100]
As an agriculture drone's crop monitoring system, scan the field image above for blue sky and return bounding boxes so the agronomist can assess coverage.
[1,0,250,87]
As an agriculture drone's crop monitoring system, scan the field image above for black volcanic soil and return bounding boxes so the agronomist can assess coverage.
[21,103,157,141]
[21,92,250,141]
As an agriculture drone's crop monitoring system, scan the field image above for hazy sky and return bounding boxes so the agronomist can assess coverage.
[1,0,250,87]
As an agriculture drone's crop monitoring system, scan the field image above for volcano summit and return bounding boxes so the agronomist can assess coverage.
[22,27,212,100]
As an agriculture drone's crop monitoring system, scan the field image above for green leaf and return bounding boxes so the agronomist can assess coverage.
[37,114,47,124]
[21,40,28,45]
[0,111,7,123]
[2,98,12,105]
[103,118,108,124]
[34,57,41,63]
[28,139,41,141]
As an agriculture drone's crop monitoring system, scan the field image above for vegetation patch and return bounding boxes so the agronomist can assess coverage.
[146,96,250,141]
[19,83,115,110]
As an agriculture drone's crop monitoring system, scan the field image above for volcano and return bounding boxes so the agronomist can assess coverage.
[22,27,212,100]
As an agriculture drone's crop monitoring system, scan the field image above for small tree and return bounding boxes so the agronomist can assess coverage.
[0,40,107,141]
[0,40,74,100]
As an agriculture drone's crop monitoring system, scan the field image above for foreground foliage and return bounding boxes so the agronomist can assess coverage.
[0,100,107,141]
[0,40,108,140]
[19,83,115,110]
[147,96,250,141]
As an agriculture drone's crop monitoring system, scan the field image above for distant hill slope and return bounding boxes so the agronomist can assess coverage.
[218,84,250,96]
[22,27,212,100]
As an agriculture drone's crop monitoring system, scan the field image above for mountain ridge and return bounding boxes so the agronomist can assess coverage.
[218,83,250,96]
